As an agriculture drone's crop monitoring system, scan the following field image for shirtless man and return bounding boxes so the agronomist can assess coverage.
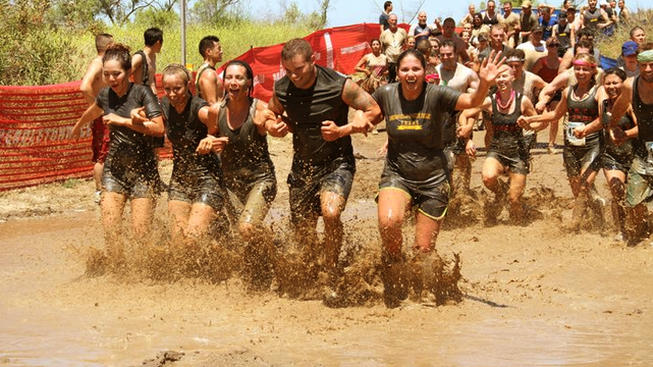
[607,43,653,245]
[79,33,113,203]
[131,27,163,95]
[262,39,382,276]
[437,40,479,194]
[195,35,224,105]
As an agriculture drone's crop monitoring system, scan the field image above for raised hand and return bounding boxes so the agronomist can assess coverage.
[478,50,506,84]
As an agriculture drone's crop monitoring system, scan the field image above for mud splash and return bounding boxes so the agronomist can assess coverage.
[82,211,464,309]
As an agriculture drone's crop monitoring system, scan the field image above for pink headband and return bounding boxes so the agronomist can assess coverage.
[572,59,596,68]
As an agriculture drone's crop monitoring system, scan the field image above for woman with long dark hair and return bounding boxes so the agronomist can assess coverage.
[71,43,165,263]
[200,60,277,288]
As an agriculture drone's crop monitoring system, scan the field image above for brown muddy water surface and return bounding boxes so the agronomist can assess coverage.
[1,132,652,366]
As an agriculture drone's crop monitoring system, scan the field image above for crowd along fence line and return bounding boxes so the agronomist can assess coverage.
[0,22,617,191]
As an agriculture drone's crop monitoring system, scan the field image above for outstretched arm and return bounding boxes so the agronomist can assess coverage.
[523,87,569,125]
[71,103,104,139]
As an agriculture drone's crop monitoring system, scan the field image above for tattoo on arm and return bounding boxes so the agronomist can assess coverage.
[343,80,374,111]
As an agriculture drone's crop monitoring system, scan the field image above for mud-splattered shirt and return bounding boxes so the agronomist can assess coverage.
[373,83,461,182]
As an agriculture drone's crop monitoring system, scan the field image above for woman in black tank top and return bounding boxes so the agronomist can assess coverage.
[522,53,604,231]
[599,68,638,240]
[71,44,165,262]
[461,67,539,225]
[159,64,226,244]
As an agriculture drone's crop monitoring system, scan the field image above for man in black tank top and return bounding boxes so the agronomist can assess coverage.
[131,27,163,96]
[608,46,653,244]
[262,39,382,274]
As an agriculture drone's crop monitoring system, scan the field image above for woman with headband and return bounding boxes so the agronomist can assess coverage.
[606,44,653,245]
[520,53,604,232]
[460,66,542,225]
[155,64,226,245]
[71,43,165,265]
[200,60,277,288]
[598,68,639,242]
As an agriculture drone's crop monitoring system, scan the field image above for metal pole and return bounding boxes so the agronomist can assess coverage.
[181,0,187,67]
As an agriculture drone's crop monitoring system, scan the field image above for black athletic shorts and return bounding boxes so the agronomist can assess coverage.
[287,158,354,224]
[486,149,529,175]
[168,169,225,210]
[601,149,633,173]
[102,148,160,199]
[378,166,451,220]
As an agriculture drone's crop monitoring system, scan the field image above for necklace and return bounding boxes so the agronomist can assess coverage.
[496,90,515,110]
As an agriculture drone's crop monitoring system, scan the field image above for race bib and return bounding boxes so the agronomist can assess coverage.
[566,122,585,146]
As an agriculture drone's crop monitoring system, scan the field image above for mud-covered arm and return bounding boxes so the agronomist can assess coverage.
[262,93,290,138]
[253,99,270,136]
[536,72,568,112]
[524,87,569,124]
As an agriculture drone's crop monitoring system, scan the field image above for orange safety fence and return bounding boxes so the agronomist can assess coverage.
[0,22,416,191]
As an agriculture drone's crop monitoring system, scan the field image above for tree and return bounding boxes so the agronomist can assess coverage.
[98,0,156,25]
[317,0,330,28]
[189,0,241,24]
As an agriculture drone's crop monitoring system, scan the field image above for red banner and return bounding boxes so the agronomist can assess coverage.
[0,23,404,191]
[218,23,407,101]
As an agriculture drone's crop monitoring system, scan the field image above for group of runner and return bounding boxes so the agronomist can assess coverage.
[70,0,653,307]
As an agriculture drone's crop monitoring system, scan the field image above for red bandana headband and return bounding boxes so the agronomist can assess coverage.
[572,59,596,68]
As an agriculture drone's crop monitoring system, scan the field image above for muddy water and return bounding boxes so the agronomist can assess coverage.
[1,205,652,366]
[2,132,653,366]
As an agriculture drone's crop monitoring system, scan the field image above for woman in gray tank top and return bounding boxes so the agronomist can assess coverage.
[521,53,604,232]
